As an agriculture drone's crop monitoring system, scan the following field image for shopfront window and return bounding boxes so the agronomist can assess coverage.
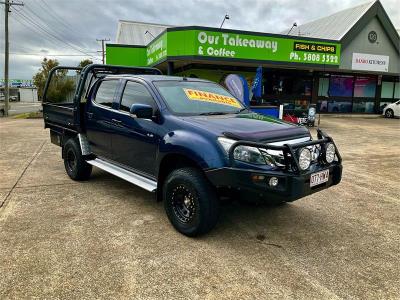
[317,99,352,113]
[318,77,329,97]
[354,76,376,98]
[379,80,398,113]
[329,75,354,97]
[394,82,400,98]
[264,72,312,98]
[381,81,394,98]
[352,101,375,113]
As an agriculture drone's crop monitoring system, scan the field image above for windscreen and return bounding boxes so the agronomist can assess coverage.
[154,81,244,115]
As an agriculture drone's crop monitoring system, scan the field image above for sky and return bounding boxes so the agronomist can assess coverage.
[0,0,399,80]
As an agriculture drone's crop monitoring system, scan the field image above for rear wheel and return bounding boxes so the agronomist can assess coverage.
[163,167,220,237]
[63,138,92,181]
[385,109,394,118]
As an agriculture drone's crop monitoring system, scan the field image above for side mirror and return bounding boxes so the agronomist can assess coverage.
[130,103,153,119]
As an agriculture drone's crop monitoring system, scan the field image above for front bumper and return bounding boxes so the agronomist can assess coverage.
[205,164,342,203]
[206,129,342,203]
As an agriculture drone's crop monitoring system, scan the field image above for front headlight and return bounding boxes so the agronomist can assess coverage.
[325,143,335,163]
[233,145,265,164]
[298,147,312,170]
[217,137,267,165]
[217,137,236,153]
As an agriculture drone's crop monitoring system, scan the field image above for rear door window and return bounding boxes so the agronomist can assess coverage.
[94,80,119,108]
[120,81,156,112]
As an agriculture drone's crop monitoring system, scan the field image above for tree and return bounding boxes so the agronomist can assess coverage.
[78,59,93,69]
[33,58,59,100]
[33,58,75,102]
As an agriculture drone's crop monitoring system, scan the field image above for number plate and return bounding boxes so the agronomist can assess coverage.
[310,169,329,187]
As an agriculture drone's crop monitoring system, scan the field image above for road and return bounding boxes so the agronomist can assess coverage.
[6,101,42,116]
[0,117,399,299]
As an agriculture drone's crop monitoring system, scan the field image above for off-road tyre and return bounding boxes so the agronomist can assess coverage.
[63,138,92,181]
[163,167,220,237]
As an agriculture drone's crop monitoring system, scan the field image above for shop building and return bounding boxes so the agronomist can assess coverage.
[106,0,399,114]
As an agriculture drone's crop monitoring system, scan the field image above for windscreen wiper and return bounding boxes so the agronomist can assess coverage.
[236,107,249,114]
[199,112,229,116]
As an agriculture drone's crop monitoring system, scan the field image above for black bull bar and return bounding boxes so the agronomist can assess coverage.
[228,129,342,173]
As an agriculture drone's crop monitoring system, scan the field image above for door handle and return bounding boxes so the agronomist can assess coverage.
[87,112,93,119]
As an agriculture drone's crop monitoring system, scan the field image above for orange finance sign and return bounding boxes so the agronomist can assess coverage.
[183,88,241,108]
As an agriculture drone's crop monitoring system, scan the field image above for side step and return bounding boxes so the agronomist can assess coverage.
[86,158,157,192]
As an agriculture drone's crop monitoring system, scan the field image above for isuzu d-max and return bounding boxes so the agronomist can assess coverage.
[43,64,342,236]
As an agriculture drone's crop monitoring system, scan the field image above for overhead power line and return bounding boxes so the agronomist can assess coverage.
[23,5,95,56]
[11,16,100,62]
[38,0,87,38]
[12,8,97,58]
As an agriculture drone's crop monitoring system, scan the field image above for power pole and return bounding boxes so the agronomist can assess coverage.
[96,38,110,64]
[1,0,24,117]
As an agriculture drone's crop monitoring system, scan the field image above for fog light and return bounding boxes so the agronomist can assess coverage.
[269,177,279,187]
[298,147,312,170]
[325,143,335,163]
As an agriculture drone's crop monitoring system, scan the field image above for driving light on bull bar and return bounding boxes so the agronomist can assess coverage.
[269,177,279,187]
[325,143,336,163]
[298,148,312,170]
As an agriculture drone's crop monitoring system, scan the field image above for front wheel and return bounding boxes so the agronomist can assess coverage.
[163,167,220,237]
[385,109,394,118]
[63,138,92,181]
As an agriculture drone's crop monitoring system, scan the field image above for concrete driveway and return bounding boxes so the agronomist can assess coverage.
[6,101,42,116]
[0,117,399,299]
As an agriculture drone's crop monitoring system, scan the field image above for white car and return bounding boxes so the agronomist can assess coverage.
[383,100,400,118]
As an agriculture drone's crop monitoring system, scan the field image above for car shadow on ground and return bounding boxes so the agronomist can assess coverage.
[88,168,333,247]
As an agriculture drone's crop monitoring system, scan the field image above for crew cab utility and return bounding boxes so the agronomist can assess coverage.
[43,64,342,236]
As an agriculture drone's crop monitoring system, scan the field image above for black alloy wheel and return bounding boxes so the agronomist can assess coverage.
[170,184,198,224]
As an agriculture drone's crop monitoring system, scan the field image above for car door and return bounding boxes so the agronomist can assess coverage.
[111,80,160,177]
[85,79,120,159]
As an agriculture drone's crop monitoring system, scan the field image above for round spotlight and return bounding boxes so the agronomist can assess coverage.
[298,148,312,170]
[269,177,279,187]
[325,143,336,163]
